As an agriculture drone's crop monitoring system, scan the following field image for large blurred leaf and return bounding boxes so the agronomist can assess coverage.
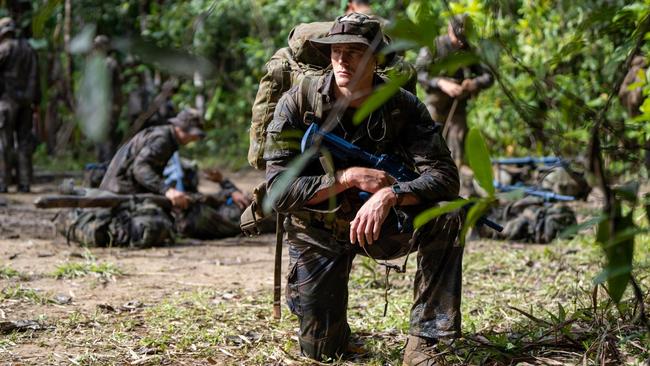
[262,148,316,215]
[32,0,62,39]
[69,24,96,55]
[414,199,473,229]
[353,73,408,125]
[559,214,606,239]
[429,51,481,77]
[466,128,495,196]
[594,212,634,304]
[76,55,111,143]
[113,37,215,78]
[460,200,490,245]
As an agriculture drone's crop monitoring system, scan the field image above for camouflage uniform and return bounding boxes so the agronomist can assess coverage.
[265,71,464,360]
[618,55,649,172]
[100,124,179,195]
[0,18,40,192]
[58,124,182,247]
[416,34,493,166]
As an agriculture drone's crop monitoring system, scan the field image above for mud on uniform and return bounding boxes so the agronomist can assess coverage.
[264,71,465,360]
[416,35,493,166]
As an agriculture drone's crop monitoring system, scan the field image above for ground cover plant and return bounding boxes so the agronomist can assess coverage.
[1,226,648,364]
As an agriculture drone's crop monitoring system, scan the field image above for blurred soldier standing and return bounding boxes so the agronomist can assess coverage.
[416,15,493,166]
[0,17,40,193]
[93,35,123,162]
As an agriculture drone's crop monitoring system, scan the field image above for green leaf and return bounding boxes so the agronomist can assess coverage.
[465,128,495,196]
[76,55,111,143]
[353,74,408,125]
[558,303,566,323]
[69,24,96,55]
[32,0,62,39]
[460,199,491,245]
[262,148,316,215]
[428,52,481,77]
[558,214,607,239]
[414,199,473,229]
[113,37,215,78]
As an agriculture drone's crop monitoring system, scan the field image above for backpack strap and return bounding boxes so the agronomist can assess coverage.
[297,75,324,125]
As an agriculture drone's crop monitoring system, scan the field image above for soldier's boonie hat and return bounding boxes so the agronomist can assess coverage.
[169,108,206,139]
[450,14,469,45]
[0,18,16,37]
[310,13,385,55]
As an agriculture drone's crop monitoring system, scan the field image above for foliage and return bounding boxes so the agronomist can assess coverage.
[52,260,123,280]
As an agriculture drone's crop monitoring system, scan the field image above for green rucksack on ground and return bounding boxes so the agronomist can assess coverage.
[247,21,416,170]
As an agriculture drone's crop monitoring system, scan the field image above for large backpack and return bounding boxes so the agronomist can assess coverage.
[247,21,416,170]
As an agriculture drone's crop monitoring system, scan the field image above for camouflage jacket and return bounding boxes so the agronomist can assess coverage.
[100,125,179,195]
[264,72,459,220]
[415,35,493,95]
[0,37,40,105]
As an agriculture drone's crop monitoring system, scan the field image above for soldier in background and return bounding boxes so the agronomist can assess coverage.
[93,35,123,162]
[416,15,493,166]
[618,55,649,172]
[0,17,40,193]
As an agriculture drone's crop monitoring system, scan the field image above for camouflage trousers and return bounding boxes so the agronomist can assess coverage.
[0,100,35,190]
[284,208,464,361]
[174,200,242,240]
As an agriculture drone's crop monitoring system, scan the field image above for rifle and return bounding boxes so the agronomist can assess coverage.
[301,123,503,232]
[492,156,564,166]
[493,182,575,202]
[34,193,172,210]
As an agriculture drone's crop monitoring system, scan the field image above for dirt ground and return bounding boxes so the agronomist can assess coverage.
[0,169,285,364]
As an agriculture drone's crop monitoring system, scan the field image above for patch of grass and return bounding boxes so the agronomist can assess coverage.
[0,265,20,279]
[0,285,51,304]
[52,261,123,280]
[5,226,649,364]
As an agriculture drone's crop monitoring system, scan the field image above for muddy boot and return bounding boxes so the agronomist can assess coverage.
[17,184,30,193]
[402,335,445,366]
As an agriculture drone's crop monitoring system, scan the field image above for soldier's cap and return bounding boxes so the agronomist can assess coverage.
[169,108,206,139]
[450,14,469,45]
[310,13,385,55]
[0,18,16,37]
[93,35,111,50]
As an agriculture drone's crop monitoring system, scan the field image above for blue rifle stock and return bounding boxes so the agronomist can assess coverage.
[492,156,564,166]
[163,151,185,192]
[301,123,503,232]
[493,182,575,202]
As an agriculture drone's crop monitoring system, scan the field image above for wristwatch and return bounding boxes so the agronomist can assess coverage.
[391,183,404,205]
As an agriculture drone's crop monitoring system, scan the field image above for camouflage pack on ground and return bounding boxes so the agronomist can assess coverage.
[58,200,174,248]
[479,197,577,244]
[247,21,417,170]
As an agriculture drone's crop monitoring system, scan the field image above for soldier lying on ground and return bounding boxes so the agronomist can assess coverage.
[57,109,202,247]
[264,13,464,364]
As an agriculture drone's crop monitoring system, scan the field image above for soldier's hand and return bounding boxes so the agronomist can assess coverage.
[230,190,251,209]
[341,167,396,193]
[461,79,478,93]
[165,187,190,209]
[350,187,397,247]
[438,79,463,98]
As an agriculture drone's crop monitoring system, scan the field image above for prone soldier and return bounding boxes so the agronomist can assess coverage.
[0,17,40,193]
[265,13,464,364]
